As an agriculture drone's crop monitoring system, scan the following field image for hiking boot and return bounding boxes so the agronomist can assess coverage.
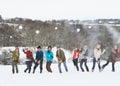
[99,69,102,72]
[40,70,42,73]
[112,70,115,72]
[33,69,35,73]
[12,69,15,74]
[100,68,104,71]
[92,69,94,72]
[24,70,27,73]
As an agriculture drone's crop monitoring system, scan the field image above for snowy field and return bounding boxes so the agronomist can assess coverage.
[0,62,120,86]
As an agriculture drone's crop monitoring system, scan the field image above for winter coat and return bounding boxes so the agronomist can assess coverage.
[73,50,80,60]
[93,48,102,60]
[56,49,66,62]
[45,50,54,62]
[11,51,20,62]
[81,48,89,59]
[35,50,44,61]
[23,50,33,61]
[108,48,120,62]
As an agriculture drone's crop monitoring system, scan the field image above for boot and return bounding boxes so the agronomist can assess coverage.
[12,69,15,74]
[92,69,94,72]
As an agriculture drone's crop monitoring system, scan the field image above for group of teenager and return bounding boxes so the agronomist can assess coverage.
[10,44,120,74]
[73,44,120,72]
[10,45,68,74]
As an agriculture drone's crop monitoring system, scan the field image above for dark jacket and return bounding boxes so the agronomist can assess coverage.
[108,52,116,62]
[35,50,44,61]
[108,48,120,62]
[81,48,88,56]
[56,49,66,62]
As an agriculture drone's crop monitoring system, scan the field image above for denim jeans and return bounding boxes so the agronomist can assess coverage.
[58,61,68,73]
[92,58,101,70]
[102,61,115,72]
[80,59,89,72]
[24,61,32,73]
[73,58,79,71]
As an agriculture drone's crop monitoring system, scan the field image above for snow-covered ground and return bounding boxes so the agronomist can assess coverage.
[0,61,120,86]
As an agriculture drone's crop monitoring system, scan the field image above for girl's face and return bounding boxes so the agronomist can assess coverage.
[84,45,87,49]
[76,48,78,51]
[48,47,51,51]
[15,48,19,52]
[96,44,101,49]
[29,48,33,52]
[114,45,118,49]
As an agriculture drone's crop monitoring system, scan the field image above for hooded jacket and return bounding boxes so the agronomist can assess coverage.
[45,50,53,62]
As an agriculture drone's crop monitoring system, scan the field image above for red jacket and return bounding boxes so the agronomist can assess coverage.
[73,50,80,60]
[24,51,32,59]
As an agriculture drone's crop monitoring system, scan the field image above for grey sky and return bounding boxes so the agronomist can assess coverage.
[0,0,120,20]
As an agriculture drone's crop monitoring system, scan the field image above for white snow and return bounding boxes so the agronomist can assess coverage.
[0,62,120,86]
[77,28,81,32]
[0,47,120,86]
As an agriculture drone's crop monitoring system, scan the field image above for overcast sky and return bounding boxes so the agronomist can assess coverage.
[0,0,120,20]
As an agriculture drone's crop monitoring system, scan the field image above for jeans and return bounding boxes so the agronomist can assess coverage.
[92,58,101,70]
[58,61,68,73]
[24,61,32,73]
[33,60,43,73]
[80,59,89,72]
[102,61,115,72]
[73,58,79,71]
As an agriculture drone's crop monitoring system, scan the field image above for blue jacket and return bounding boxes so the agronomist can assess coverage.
[45,50,53,62]
[35,50,44,61]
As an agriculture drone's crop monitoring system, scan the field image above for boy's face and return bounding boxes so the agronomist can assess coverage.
[37,48,41,51]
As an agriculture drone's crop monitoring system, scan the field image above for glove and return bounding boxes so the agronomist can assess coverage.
[96,58,98,62]
[37,60,40,64]
[51,56,53,58]
[22,49,25,52]
[59,60,62,63]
